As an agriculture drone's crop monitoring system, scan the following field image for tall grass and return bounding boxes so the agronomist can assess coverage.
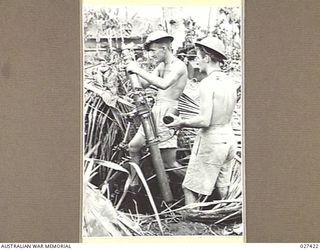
[83,51,243,236]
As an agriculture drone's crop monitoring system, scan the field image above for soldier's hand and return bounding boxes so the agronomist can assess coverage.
[164,114,182,128]
[126,61,140,74]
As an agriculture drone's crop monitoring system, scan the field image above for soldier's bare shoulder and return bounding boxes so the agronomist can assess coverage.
[173,57,187,72]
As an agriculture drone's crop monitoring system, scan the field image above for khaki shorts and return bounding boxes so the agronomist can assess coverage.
[138,99,178,149]
[182,126,237,195]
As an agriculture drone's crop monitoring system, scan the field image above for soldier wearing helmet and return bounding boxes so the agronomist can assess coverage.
[126,31,188,189]
[167,36,237,205]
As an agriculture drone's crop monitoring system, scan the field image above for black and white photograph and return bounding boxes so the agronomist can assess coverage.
[82,4,243,238]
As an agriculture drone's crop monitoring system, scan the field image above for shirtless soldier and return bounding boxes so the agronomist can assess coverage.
[126,31,188,188]
[167,36,237,205]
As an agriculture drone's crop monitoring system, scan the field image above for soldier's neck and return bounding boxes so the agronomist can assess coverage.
[164,53,174,65]
[205,63,221,75]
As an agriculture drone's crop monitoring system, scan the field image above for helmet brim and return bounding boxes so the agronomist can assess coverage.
[195,41,227,60]
[144,36,174,51]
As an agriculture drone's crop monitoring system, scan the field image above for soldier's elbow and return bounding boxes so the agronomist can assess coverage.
[201,119,210,128]
[160,82,171,90]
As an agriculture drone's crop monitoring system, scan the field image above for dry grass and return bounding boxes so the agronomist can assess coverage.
[83,43,243,236]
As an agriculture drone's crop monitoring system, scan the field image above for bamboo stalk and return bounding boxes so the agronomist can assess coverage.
[214,210,242,225]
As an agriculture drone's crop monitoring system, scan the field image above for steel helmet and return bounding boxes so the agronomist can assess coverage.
[144,30,174,50]
[195,36,227,60]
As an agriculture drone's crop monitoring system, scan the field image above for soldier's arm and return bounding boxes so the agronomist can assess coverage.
[167,80,213,129]
[128,62,184,90]
[138,64,161,89]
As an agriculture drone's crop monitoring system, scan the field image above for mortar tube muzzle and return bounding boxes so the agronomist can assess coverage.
[127,71,143,89]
